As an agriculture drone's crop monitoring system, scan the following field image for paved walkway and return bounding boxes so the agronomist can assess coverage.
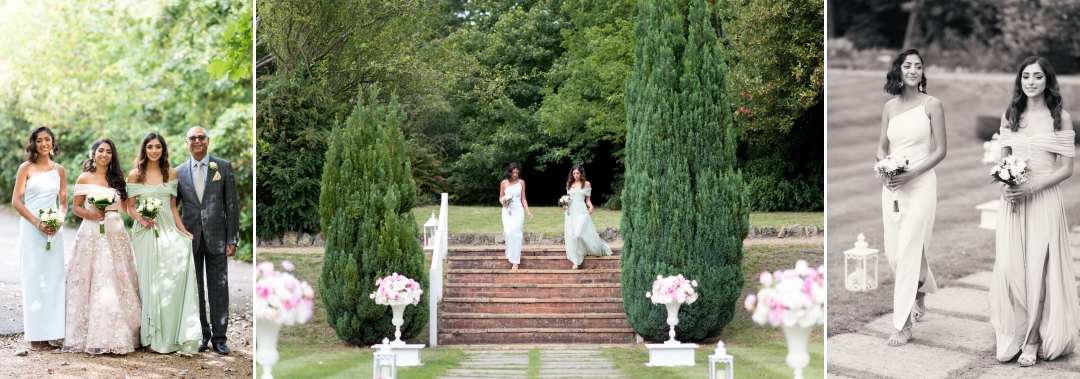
[829,232,1080,378]
[436,349,626,379]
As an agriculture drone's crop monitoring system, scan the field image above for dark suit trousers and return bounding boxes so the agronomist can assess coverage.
[194,232,229,344]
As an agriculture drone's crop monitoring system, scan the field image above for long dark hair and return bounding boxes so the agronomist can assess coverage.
[884,49,927,96]
[82,139,128,201]
[504,163,520,181]
[134,133,171,184]
[24,126,59,163]
[1005,56,1063,133]
[565,164,587,190]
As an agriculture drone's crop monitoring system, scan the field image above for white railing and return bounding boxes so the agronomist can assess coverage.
[428,193,449,347]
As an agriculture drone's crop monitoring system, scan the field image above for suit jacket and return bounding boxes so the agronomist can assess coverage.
[176,155,239,254]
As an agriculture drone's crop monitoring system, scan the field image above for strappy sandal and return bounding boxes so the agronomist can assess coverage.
[1019,343,1039,367]
[886,325,914,347]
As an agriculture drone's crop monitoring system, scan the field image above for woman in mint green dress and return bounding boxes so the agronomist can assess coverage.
[125,133,201,354]
[562,165,613,269]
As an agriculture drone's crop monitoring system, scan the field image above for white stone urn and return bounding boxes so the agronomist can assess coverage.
[391,303,407,345]
[256,318,282,379]
[664,301,682,344]
[782,324,813,379]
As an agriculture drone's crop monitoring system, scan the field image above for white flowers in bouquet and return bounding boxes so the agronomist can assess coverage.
[646,274,699,305]
[256,261,315,326]
[500,194,514,215]
[874,155,909,212]
[86,189,115,234]
[990,155,1028,186]
[370,273,423,306]
[558,195,571,215]
[744,260,825,328]
[38,208,63,250]
[136,197,164,237]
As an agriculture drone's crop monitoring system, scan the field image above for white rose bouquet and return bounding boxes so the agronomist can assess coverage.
[86,189,115,234]
[136,197,164,237]
[744,260,825,328]
[874,155,909,212]
[646,274,698,305]
[990,155,1029,213]
[38,208,63,250]
[255,261,315,326]
[500,194,514,215]
[369,273,423,306]
[558,195,571,215]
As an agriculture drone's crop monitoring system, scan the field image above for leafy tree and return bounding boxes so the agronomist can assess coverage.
[621,0,748,342]
[208,8,254,81]
[318,88,429,345]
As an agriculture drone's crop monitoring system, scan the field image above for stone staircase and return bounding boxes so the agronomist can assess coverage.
[438,247,635,345]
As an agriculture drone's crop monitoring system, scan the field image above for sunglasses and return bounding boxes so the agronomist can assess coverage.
[187,135,208,142]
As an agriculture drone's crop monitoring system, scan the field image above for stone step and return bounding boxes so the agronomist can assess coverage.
[443,297,626,314]
[924,287,990,320]
[828,333,976,379]
[450,246,622,255]
[445,283,623,299]
[447,269,622,285]
[442,313,630,329]
[439,329,636,344]
[864,313,994,352]
[449,255,621,270]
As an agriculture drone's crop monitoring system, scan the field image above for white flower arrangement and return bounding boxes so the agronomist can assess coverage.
[86,189,115,234]
[208,162,218,171]
[874,155,909,212]
[136,197,164,237]
[744,260,825,328]
[646,274,699,305]
[990,155,1028,186]
[255,261,315,326]
[558,195,571,215]
[38,207,63,250]
[369,273,423,306]
[500,194,514,215]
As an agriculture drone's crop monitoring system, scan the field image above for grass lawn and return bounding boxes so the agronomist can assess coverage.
[257,242,823,378]
[412,205,822,238]
[827,71,1080,337]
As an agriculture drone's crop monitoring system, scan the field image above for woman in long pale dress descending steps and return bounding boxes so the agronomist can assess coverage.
[63,138,142,354]
[11,126,68,351]
[876,49,948,346]
[989,56,1078,367]
[126,133,201,354]
[562,165,613,269]
[500,163,533,270]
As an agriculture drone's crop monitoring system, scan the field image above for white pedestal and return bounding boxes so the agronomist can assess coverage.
[645,342,698,366]
[372,343,425,366]
[976,199,999,230]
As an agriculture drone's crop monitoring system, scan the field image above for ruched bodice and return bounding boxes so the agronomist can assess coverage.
[567,187,591,212]
[74,183,122,211]
[999,128,1075,178]
[886,97,934,168]
[127,181,180,232]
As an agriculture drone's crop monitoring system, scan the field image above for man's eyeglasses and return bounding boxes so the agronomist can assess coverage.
[188,135,208,142]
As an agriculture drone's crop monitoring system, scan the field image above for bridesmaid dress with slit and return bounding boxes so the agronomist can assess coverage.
[989,124,1078,361]
[502,181,524,265]
[881,96,939,332]
[563,187,613,265]
[18,163,66,342]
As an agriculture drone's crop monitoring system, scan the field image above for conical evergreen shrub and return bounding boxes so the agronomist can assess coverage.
[318,87,429,345]
[621,0,749,342]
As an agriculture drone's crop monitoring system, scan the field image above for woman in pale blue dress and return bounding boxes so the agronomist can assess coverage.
[500,163,533,270]
[125,133,201,354]
[562,165,613,269]
[11,126,68,351]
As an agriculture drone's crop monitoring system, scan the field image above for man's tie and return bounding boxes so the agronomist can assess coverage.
[196,162,205,202]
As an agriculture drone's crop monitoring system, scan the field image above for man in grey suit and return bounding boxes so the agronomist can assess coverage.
[176,126,239,355]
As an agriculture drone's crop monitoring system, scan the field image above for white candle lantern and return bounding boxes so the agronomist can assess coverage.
[373,338,397,379]
[708,341,734,379]
[423,211,439,250]
[844,233,878,291]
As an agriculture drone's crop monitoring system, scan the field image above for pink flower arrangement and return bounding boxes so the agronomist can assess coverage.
[369,273,423,306]
[645,274,699,305]
[744,260,824,327]
[255,261,315,326]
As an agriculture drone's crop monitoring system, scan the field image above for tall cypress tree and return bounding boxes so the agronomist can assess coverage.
[621,0,748,342]
[318,88,429,345]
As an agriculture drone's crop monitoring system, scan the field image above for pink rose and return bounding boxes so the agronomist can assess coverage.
[282,260,295,272]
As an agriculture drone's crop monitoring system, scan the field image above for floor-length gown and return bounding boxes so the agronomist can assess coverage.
[564,188,613,265]
[62,184,141,354]
[127,181,201,354]
[989,125,1078,361]
[881,96,939,332]
[502,181,524,264]
[18,163,66,342]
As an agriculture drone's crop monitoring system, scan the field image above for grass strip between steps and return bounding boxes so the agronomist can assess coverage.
[527,348,541,378]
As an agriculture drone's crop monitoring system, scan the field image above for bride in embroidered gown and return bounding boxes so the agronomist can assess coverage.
[62,139,142,354]
[989,56,1078,367]
[562,165,613,269]
[876,49,948,346]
